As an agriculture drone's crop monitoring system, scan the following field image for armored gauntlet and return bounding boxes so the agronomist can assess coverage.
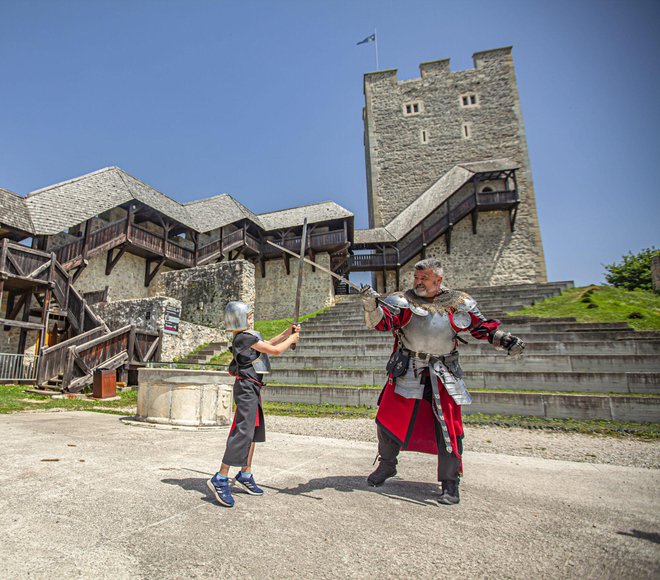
[489,329,526,356]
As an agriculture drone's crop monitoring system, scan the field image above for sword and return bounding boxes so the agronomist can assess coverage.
[266,240,399,314]
[290,219,308,350]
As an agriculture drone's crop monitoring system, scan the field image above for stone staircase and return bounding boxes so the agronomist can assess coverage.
[178,340,229,364]
[266,282,660,422]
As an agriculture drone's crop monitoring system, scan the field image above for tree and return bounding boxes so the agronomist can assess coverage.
[603,247,658,291]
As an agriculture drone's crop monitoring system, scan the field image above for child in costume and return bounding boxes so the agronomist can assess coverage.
[207,300,300,507]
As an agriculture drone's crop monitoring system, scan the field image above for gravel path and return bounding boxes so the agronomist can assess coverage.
[266,415,660,469]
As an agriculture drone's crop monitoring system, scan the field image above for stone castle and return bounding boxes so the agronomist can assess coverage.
[0,47,547,381]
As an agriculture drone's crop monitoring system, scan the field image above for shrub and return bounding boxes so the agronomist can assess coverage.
[603,247,658,291]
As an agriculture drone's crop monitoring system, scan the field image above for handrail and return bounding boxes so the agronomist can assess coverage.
[349,189,518,270]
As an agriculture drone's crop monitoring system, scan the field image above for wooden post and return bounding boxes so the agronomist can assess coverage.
[81,219,91,260]
[17,290,32,355]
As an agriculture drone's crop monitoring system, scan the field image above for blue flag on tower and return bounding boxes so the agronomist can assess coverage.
[357,33,376,45]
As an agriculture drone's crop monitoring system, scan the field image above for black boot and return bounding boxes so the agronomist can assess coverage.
[438,479,460,505]
[367,460,397,487]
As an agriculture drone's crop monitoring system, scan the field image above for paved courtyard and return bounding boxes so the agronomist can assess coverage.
[0,411,658,579]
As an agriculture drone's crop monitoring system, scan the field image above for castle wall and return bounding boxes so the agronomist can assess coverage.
[382,212,539,292]
[364,47,546,285]
[72,252,173,302]
[150,260,255,329]
[255,253,335,320]
[92,297,225,362]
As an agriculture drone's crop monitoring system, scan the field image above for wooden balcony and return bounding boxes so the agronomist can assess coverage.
[262,229,349,258]
[348,189,519,271]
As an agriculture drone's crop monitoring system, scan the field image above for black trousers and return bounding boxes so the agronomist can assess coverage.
[377,378,463,482]
[222,378,266,467]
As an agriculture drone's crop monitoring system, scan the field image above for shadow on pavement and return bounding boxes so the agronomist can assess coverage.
[271,475,440,507]
[616,529,660,544]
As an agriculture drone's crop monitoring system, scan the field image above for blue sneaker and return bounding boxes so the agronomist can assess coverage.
[207,473,235,507]
[234,471,264,496]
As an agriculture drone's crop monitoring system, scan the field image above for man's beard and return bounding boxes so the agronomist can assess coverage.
[413,286,429,297]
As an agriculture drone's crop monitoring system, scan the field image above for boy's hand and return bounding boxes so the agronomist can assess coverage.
[289,331,300,344]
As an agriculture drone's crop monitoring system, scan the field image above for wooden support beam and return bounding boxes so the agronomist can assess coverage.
[6,252,25,277]
[308,249,316,272]
[0,317,44,331]
[445,224,453,254]
[509,203,519,232]
[145,257,166,287]
[283,253,290,275]
[81,219,92,259]
[0,238,9,274]
[6,292,27,321]
[106,245,127,276]
[72,260,88,284]
[260,257,266,278]
[471,208,479,234]
[17,291,33,355]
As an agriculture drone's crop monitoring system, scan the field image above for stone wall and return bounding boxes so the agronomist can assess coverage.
[255,253,335,320]
[363,47,546,285]
[379,212,538,291]
[150,261,255,329]
[73,252,173,302]
[92,296,225,362]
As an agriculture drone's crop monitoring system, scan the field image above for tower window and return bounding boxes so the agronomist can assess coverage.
[420,129,429,144]
[462,122,472,139]
[403,101,423,116]
[460,93,479,108]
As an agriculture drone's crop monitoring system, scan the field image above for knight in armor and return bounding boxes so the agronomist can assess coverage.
[360,258,525,505]
[207,300,300,508]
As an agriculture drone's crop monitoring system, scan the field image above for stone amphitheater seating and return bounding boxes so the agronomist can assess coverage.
[266,282,660,423]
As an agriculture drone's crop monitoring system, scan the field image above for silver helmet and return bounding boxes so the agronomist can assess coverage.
[225,301,252,331]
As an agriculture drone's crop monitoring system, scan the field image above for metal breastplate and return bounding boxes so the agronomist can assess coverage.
[400,311,456,356]
[244,330,271,374]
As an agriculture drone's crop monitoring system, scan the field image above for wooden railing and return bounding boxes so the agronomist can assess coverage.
[38,326,107,387]
[59,325,162,392]
[349,189,519,270]
[221,229,244,252]
[197,238,223,263]
[262,229,348,256]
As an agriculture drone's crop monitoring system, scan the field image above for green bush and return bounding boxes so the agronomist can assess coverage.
[603,247,658,291]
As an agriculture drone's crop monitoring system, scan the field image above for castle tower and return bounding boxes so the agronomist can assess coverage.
[362,47,547,286]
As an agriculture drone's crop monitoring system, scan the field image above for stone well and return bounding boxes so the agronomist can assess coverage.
[136,368,234,428]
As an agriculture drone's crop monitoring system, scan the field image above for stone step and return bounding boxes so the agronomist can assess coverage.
[261,386,656,423]
[273,353,660,373]
[283,339,660,357]
[459,280,575,294]
[179,341,228,364]
[297,330,659,344]
[301,321,633,333]
[267,368,660,394]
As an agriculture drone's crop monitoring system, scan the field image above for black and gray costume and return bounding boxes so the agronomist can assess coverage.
[222,330,268,467]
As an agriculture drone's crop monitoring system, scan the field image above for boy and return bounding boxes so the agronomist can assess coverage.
[207,300,300,507]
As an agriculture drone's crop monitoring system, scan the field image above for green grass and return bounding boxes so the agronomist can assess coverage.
[509,285,660,330]
[254,306,330,339]
[261,402,659,438]
[0,385,137,415]
[208,306,331,365]
[1,386,656,439]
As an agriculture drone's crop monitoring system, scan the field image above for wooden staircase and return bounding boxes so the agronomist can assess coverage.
[0,239,161,393]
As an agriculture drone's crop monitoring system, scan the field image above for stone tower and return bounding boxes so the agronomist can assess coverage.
[363,47,547,286]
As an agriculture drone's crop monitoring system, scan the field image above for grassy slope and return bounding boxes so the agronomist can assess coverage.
[208,307,330,365]
[510,285,660,330]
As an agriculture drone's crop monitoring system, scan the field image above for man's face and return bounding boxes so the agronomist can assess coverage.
[413,268,443,298]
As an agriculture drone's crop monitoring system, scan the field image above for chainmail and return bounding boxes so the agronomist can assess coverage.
[389,287,472,315]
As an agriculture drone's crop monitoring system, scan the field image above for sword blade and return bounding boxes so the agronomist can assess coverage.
[266,240,362,292]
[293,219,308,324]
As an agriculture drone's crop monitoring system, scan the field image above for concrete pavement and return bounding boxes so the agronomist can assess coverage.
[0,411,658,579]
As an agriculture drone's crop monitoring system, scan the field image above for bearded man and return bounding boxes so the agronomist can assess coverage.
[360,258,525,505]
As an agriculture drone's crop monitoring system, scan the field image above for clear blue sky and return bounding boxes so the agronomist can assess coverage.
[1,0,658,286]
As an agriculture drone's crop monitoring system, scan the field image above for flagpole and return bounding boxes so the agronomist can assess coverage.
[374,28,379,70]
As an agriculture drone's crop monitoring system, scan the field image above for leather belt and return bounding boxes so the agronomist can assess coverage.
[401,348,459,364]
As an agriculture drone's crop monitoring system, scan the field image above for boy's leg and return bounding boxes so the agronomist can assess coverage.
[235,442,264,495]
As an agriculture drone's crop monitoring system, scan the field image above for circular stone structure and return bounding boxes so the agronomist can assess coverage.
[135,368,234,428]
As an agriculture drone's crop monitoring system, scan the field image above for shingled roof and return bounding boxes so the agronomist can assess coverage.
[258,201,353,231]
[16,167,354,237]
[24,167,198,234]
[185,194,265,232]
[0,187,34,234]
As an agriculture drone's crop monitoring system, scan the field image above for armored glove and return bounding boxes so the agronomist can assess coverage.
[359,284,380,312]
[489,330,526,356]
